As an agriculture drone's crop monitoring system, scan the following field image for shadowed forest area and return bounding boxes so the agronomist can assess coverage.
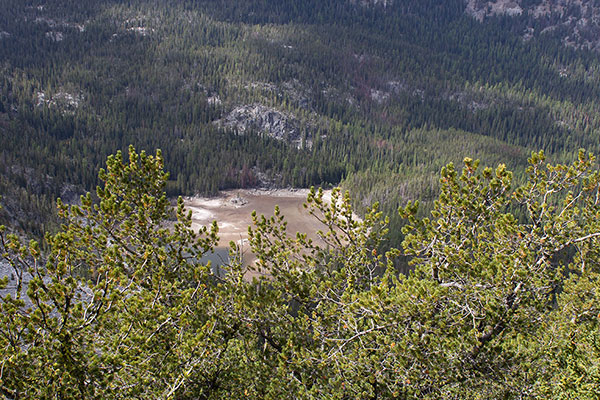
[2,0,600,248]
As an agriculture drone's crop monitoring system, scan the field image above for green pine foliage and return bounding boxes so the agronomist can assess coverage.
[2,147,600,398]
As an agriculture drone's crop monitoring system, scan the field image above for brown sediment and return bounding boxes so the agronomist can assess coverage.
[185,189,333,276]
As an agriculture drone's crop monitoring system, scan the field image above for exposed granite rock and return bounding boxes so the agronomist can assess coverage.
[349,0,393,7]
[45,31,65,41]
[0,259,91,314]
[36,90,84,114]
[217,104,301,142]
[34,16,85,32]
[370,89,390,104]
[0,260,34,308]
[466,0,600,51]
[466,0,523,21]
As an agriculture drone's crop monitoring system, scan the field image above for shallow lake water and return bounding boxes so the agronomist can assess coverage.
[199,247,231,276]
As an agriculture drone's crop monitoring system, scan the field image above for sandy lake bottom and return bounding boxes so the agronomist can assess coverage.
[185,189,333,275]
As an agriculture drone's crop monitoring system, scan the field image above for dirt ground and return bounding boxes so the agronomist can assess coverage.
[185,189,333,268]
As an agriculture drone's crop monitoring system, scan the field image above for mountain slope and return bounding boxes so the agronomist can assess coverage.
[466,0,600,50]
[1,0,600,241]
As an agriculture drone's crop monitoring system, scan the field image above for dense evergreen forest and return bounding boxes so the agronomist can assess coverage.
[2,0,600,243]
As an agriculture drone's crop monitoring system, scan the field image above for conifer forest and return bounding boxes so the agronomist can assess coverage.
[2,0,600,398]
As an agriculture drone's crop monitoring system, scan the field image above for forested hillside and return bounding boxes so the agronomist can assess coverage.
[2,0,600,242]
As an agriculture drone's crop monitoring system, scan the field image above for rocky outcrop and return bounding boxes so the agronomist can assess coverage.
[466,0,523,21]
[0,261,34,308]
[466,0,600,51]
[349,0,392,7]
[36,90,84,114]
[217,104,301,142]
[0,260,92,315]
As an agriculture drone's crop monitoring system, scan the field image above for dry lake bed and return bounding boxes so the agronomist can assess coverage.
[184,189,334,272]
